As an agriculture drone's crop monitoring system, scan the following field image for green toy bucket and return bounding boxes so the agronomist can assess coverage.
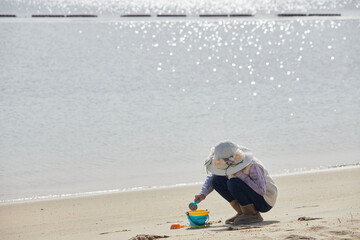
[185,210,209,228]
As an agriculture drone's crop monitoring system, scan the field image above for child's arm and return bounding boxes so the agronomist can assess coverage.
[199,175,214,197]
[235,164,266,196]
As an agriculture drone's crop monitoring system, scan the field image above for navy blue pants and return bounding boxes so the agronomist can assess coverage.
[212,175,272,213]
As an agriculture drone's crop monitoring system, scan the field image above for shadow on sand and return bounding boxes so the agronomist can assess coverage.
[196,220,281,232]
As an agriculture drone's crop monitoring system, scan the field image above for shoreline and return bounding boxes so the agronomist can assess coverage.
[1,15,360,23]
[1,166,359,240]
[1,164,359,205]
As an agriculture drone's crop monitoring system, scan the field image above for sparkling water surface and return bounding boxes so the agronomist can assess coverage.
[1,5,360,202]
[1,0,359,16]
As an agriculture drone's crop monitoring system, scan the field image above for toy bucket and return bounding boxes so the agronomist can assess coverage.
[185,210,209,228]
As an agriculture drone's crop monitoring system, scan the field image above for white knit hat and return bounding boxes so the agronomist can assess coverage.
[205,141,253,176]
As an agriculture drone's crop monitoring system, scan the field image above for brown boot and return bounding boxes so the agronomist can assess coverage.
[225,213,242,224]
[232,204,263,225]
[225,200,242,224]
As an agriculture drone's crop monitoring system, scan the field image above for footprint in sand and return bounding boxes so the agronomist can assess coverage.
[329,230,352,236]
[328,230,360,239]
[285,234,316,240]
[297,217,322,221]
[308,226,327,232]
[128,234,169,240]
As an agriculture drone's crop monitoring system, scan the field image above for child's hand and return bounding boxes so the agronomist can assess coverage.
[194,194,206,203]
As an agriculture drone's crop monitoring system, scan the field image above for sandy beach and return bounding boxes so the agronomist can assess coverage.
[1,167,360,240]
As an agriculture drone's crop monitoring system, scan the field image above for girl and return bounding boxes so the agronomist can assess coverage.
[194,141,278,225]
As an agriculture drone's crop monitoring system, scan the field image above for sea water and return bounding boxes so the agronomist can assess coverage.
[0,1,360,202]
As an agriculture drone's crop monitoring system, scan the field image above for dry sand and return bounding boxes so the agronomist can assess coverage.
[1,167,360,240]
